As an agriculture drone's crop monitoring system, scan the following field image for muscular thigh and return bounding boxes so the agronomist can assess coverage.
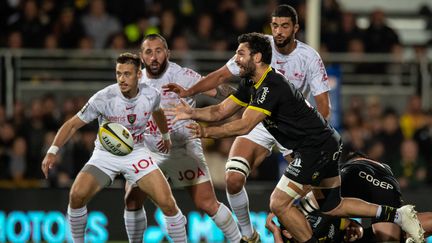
[229,137,270,170]
[136,168,174,205]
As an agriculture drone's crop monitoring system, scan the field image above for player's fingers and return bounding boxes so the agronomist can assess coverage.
[179,98,188,107]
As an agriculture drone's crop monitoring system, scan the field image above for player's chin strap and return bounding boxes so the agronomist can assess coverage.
[225,157,251,177]
[298,193,319,216]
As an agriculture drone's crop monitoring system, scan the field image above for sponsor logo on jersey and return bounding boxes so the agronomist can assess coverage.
[358,171,394,189]
[276,60,286,64]
[127,114,136,124]
[126,105,136,110]
[291,157,302,168]
[257,87,269,104]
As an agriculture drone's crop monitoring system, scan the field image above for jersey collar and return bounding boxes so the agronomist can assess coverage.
[254,66,272,89]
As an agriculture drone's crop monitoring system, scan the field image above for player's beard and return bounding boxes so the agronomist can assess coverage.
[238,59,256,79]
[146,58,168,77]
[274,34,293,48]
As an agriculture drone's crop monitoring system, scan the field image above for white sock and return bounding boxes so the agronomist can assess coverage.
[165,210,187,243]
[67,205,87,243]
[211,203,242,242]
[124,207,147,243]
[227,187,253,238]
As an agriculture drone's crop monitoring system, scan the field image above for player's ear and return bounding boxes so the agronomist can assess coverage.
[254,52,263,63]
[294,23,300,34]
[137,69,142,79]
[166,49,171,59]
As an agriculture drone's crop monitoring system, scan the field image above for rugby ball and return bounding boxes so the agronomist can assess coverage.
[98,122,134,156]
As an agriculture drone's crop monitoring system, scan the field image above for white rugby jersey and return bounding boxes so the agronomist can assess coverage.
[226,35,329,99]
[140,61,201,136]
[77,82,161,150]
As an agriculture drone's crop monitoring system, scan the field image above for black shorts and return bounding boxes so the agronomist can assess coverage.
[340,166,402,208]
[284,132,342,186]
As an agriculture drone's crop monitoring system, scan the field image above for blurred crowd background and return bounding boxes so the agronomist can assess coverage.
[0,0,432,190]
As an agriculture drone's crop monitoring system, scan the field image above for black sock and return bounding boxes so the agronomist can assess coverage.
[378,205,397,222]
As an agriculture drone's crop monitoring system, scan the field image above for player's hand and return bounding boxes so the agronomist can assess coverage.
[157,139,171,153]
[344,219,364,242]
[265,213,285,243]
[164,99,193,123]
[41,154,57,179]
[186,122,204,138]
[163,83,190,98]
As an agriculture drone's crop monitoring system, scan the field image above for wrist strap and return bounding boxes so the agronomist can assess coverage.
[47,145,59,155]
[161,133,170,140]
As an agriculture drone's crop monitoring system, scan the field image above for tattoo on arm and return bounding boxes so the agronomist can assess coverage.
[214,83,237,100]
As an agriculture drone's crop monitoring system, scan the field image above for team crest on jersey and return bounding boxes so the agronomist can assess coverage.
[127,114,136,124]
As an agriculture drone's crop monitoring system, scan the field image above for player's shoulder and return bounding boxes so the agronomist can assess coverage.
[266,68,289,86]
[138,82,160,96]
[93,83,119,99]
[294,40,322,59]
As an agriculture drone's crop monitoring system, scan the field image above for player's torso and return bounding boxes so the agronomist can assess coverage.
[140,62,199,145]
[268,37,327,98]
[94,84,157,147]
[252,71,331,149]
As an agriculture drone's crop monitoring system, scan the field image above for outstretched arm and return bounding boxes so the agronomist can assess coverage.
[41,115,87,178]
[163,65,233,97]
[187,108,266,139]
[152,108,171,153]
[166,97,242,123]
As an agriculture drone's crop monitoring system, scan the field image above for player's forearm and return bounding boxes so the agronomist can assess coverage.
[202,120,251,139]
[314,92,331,120]
[153,109,169,134]
[317,104,330,120]
[52,120,79,148]
[187,66,232,96]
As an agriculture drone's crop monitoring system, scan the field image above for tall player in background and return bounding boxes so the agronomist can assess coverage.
[123,34,242,242]
[164,5,330,241]
[41,53,188,243]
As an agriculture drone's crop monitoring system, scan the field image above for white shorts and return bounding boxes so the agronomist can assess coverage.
[86,147,159,185]
[239,122,292,156]
[144,133,211,188]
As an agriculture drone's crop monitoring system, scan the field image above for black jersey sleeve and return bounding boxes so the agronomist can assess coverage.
[229,79,252,107]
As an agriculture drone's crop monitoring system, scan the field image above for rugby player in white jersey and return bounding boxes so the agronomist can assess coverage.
[41,53,188,243]
[122,34,242,242]
[164,5,330,241]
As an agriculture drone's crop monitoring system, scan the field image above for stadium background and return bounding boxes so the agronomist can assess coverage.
[0,0,432,242]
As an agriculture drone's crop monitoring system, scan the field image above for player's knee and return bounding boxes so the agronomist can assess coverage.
[225,157,250,193]
[269,193,292,217]
[225,172,246,194]
[158,196,178,216]
[124,187,145,210]
[195,198,219,215]
[316,187,342,213]
[69,188,88,208]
